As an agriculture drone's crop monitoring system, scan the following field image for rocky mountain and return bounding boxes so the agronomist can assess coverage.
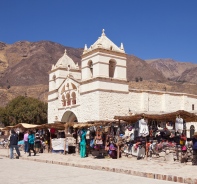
[146,58,197,82]
[127,55,167,82]
[0,41,197,107]
[0,41,82,87]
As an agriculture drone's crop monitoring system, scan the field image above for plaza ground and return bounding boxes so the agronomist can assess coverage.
[0,148,197,183]
[0,157,177,184]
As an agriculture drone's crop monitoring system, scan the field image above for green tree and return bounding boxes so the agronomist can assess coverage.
[0,107,9,127]
[3,96,47,126]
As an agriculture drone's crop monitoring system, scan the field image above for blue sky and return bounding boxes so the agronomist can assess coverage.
[0,0,197,63]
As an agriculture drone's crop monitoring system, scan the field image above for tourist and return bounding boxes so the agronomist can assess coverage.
[23,130,29,154]
[192,132,197,165]
[9,130,20,159]
[28,130,36,156]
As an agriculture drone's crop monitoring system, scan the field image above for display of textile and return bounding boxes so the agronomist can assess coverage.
[138,118,149,137]
[175,117,183,133]
[109,143,117,159]
[125,128,133,142]
[86,129,90,140]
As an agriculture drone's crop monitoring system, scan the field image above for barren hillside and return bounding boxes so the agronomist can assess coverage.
[146,58,196,82]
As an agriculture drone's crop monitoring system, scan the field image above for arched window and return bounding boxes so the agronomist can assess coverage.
[66,93,71,106]
[61,95,66,106]
[71,83,77,89]
[88,60,93,78]
[71,92,76,105]
[109,59,116,78]
[190,125,195,138]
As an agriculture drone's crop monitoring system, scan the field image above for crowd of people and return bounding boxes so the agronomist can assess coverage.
[4,124,197,166]
[8,129,50,159]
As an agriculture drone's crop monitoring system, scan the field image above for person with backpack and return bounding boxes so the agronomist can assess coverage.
[9,130,20,159]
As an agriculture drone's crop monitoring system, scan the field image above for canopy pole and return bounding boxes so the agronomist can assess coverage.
[117,119,120,159]
[64,126,68,155]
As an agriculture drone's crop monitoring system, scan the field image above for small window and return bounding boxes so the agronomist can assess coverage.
[53,75,56,81]
[192,104,195,110]
[88,60,93,78]
[109,60,116,78]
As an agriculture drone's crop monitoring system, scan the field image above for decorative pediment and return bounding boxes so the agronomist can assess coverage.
[59,76,80,94]
[83,29,125,54]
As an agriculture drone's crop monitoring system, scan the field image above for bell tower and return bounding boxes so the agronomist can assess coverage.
[80,29,128,94]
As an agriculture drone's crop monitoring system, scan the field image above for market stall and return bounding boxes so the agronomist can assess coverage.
[114,110,197,162]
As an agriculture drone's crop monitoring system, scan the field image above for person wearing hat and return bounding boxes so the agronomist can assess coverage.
[192,132,197,165]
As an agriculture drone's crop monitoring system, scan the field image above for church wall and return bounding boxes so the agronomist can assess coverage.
[49,72,55,91]
[94,62,108,78]
[54,70,67,88]
[148,93,165,112]
[71,71,81,80]
[49,80,55,91]
[98,91,129,120]
[48,100,59,124]
[79,91,100,122]
[128,92,143,112]
[80,81,128,94]
[128,91,197,113]
[48,92,58,101]
[184,96,197,111]
[82,67,92,79]
[164,94,183,111]
[114,66,127,80]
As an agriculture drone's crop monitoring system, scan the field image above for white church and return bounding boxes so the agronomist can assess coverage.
[48,29,197,133]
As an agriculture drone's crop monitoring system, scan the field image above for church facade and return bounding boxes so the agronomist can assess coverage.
[48,30,197,134]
